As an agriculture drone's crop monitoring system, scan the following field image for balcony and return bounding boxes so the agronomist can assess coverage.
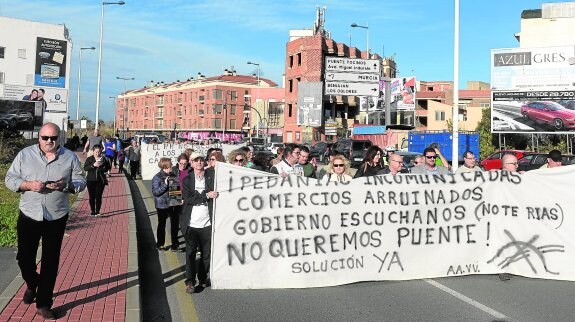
[155,112,163,118]
[156,99,165,107]
[178,98,183,105]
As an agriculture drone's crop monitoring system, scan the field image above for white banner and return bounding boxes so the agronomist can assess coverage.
[140,142,240,180]
[491,46,575,91]
[211,162,575,289]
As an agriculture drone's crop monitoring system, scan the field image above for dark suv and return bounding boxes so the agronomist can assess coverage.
[332,139,372,167]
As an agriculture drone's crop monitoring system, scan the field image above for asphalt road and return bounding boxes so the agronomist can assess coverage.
[136,176,575,322]
[0,247,19,295]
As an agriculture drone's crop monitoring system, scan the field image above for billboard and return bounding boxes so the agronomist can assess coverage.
[491,46,575,134]
[35,37,68,88]
[2,84,68,112]
[491,90,575,133]
[491,46,575,91]
[0,99,44,131]
[297,82,323,127]
[373,76,417,111]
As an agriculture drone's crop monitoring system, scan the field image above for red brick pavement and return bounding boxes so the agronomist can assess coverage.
[0,152,131,321]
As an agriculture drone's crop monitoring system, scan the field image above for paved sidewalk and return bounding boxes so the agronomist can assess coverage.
[0,153,139,321]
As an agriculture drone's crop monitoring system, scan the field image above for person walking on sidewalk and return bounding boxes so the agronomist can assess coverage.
[113,134,122,168]
[117,148,126,174]
[5,123,86,320]
[181,152,219,293]
[125,139,141,180]
[152,158,182,251]
[84,144,111,217]
[103,137,115,177]
[82,128,103,157]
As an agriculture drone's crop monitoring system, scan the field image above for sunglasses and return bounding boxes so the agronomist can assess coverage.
[333,164,345,168]
[235,158,244,162]
[425,156,437,159]
[41,136,59,141]
[192,159,204,162]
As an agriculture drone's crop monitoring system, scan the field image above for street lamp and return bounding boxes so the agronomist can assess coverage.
[76,46,95,120]
[116,76,133,138]
[243,94,262,138]
[247,61,262,139]
[351,22,369,58]
[109,96,117,130]
[95,0,126,130]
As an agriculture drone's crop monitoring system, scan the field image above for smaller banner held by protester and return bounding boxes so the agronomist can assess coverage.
[210,162,575,289]
[140,142,239,180]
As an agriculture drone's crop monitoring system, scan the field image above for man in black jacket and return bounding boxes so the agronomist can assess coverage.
[181,152,219,293]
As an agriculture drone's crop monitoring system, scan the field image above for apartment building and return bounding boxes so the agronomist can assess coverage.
[284,8,395,143]
[116,71,283,141]
[416,81,490,131]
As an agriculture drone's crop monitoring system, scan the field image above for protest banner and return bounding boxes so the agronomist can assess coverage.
[211,162,575,289]
[140,142,240,180]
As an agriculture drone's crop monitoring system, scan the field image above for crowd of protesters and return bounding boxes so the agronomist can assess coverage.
[8,126,569,318]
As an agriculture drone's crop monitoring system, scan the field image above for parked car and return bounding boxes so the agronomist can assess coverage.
[520,101,575,130]
[309,142,332,163]
[517,152,575,172]
[252,145,275,162]
[394,151,422,172]
[480,150,526,171]
[332,139,373,167]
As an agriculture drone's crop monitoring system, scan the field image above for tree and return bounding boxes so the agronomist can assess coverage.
[476,107,496,159]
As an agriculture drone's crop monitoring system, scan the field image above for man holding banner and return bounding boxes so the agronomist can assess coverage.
[181,152,219,293]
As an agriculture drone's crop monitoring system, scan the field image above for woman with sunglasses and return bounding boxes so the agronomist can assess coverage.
[326,155,352,182]
[228,149,248,167]
[207,151,225,169]
[353,145,385,178]
[83,144,111,217]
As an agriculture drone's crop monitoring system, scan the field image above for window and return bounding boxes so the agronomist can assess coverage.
[230,119,236,129]
[231,91,238,101]
[0,47,5,59]
[18,49,26,59]
[480,103,490,108]
[289,55,293,67]
[297,53,302,66]
[288,104,293,117]
[213,89,223,100]
[289,79,293,92]
[435,111,445,121]
[213,104,223,114]
[0,72,6,84]
[296,132,301,141]
[230,104,236,115]
[212,119,222,128]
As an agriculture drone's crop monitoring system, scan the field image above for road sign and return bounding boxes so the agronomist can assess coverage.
[324,81,379,97]
[325,72,379,83]
[325,57,380,74]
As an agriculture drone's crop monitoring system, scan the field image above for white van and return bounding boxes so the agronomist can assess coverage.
[135,133,165,143]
